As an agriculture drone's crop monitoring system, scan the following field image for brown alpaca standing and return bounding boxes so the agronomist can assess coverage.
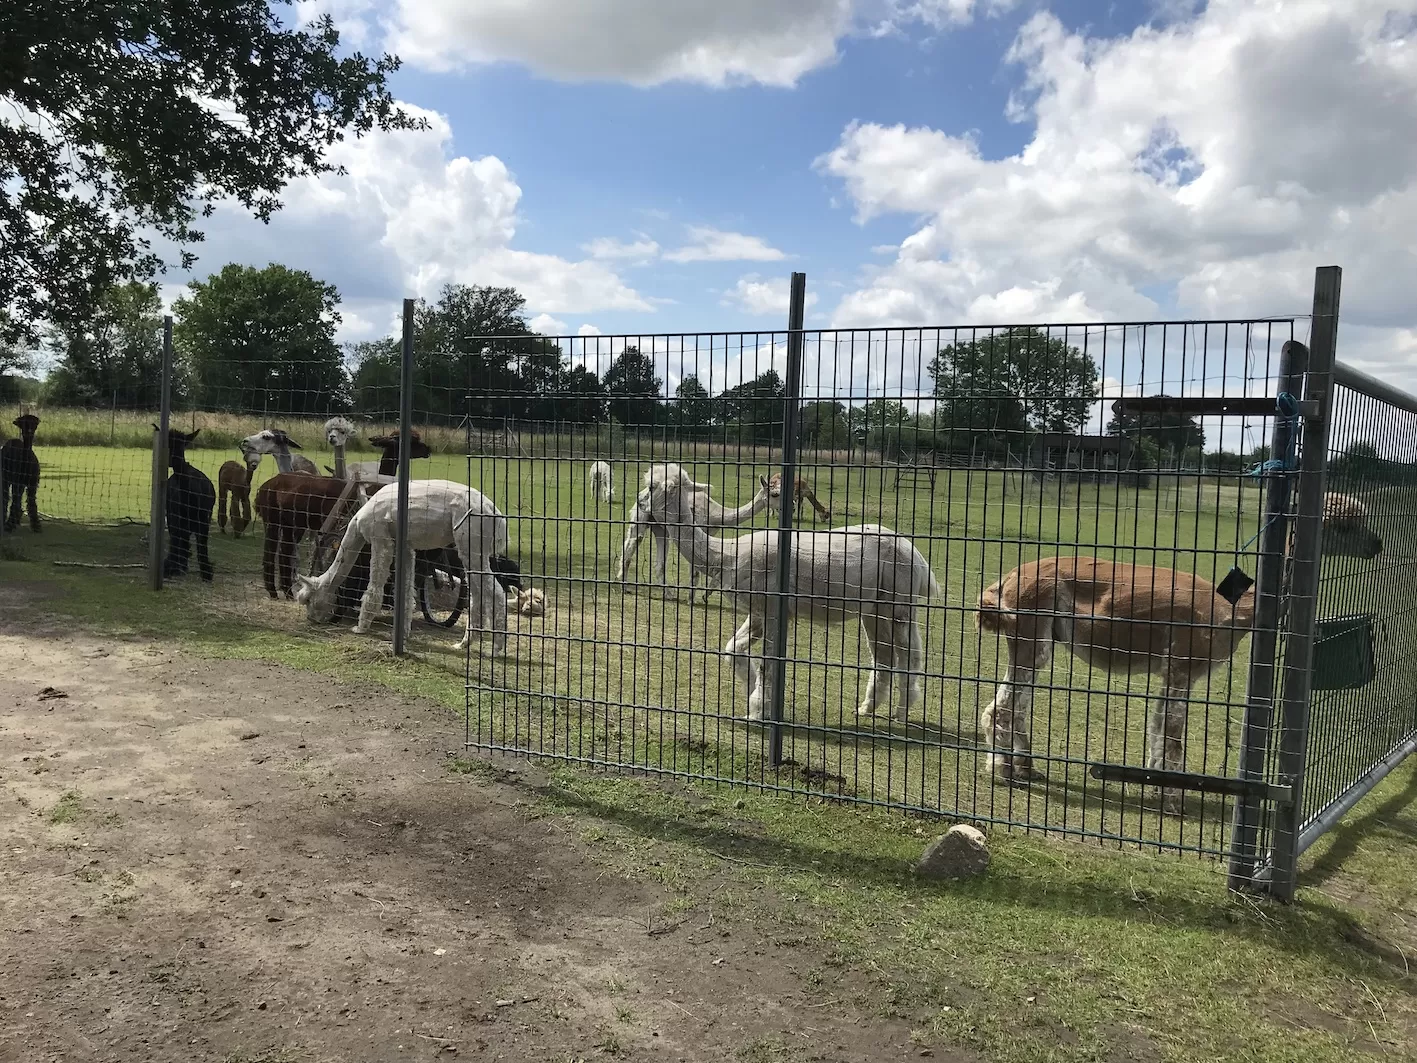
[769,473,831,522]
[217,445,262,537]
[254,430,432,599]
[2,413,42,532]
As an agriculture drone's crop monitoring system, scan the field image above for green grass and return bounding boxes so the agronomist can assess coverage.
[47,789,84,825]
[4,463,1417,1061]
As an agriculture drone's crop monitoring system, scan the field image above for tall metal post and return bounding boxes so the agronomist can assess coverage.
[1268,265,1343,901]
[767,273,807,766]
[391,298,415,656]
[1227,338,1307,889]
[148,316,173,591]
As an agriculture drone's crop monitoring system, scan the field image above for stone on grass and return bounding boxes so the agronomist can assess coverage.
[917,824,990,880]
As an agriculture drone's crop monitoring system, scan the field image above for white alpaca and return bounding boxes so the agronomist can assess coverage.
[616,463,776,602]
[321,416,357,479]
[241,428,318,475]
[588,460,613,504]
[292,479,510,654]
[644,474,941,722]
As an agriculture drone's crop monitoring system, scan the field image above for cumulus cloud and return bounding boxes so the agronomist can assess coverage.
[723,275,821,316]
[386,0,1004,87]
[163,100,649,340]
[582,236,661,263]
[664,226,787,264]
[818,0,1417,391]
[529,313,569,334]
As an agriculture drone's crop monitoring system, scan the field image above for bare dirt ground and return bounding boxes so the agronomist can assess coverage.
[0,613,939,1063]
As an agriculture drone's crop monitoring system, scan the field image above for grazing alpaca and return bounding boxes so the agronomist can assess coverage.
[769,473,832,522]
[588,460,613,504]
[616,463,777,602]
[240,428,317,475]
[155,425,216,582]
[293,479,511,654]
[975,492,1385,808]
[1,413,41,532]
[254,432,428,599]
[643,473,941,722]
[217,444,262,537]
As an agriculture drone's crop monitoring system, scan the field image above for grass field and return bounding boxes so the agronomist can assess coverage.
[8,435,1413,865]
[5,439,1417,1061]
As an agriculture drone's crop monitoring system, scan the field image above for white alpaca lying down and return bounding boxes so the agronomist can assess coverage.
[293,479,510,654]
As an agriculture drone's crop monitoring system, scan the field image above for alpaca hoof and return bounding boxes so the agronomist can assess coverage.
[855,704,876,718]
[1160,791,1183,815]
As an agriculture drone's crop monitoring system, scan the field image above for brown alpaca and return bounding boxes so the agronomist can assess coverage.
[217,446,262,537]
[975,493,1383,809]
[769,473,831,522]
[254,430,432,599]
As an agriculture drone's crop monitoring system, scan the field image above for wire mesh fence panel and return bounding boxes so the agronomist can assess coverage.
[1296,368,1417,851]
[461,315,1307,859]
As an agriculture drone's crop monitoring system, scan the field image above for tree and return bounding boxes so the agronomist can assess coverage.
[799,400,851,449]
[927,327,1100,437]
[0,342,35,403]
[604,346,662,427]
[1106,395,1206,459]
[715,369,785,444]
[675,375,712,434]
[2,2,421,347]
[43,282,174,408]
[174,263,349,415]
[559,365,608,424]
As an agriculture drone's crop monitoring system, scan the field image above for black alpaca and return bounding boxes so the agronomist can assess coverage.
[155,425,216,582]
[1,413,41,533]
[331,545,524,623]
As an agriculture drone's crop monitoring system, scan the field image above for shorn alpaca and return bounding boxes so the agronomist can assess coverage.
[769,473,832,522]
[254,431,431,599]
[293,479,511,654]
[643,473,941,722]
[217,443,262,536]
[155,425,216,582]
[322,416,357,479]
[975,492,1384,809]
[588,460,613,504]
[616,463,777,602]
[1,413,41,532]
[240,428,318,475]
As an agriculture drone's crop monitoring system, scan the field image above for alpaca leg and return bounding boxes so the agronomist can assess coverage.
[398,544,417,644]
[262,528,280,598]
[195,522,214,583]
[24,482,38,532]
[652,526,674,599]
[615,516,644,584]
[356,535,394,635]
[278,531,300,599]
[1146,683,1191,814]
[854,616,893,718]
[4,484,18,531]
[980,634,1046,782]
[893,615,927,723]
[218,487,229,534]
[722,615,759,701]
[458,565,507,655]
[747,615,785,722]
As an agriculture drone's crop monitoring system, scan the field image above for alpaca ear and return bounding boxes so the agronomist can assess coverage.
[188,428,201,441]
[152,423,162,433]
[760,475,770,489]
[287,437,303,449]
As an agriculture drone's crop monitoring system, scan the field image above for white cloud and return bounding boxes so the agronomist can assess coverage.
[582,235,661,263]
[818,0,1417,364]
[168,100,650,336]
[664,226,787,264]
[387,1,1002,87]
[723,274,822,316]
[529,313,569,334]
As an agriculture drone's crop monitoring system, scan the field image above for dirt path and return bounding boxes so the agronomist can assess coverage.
[0,620,937,1063]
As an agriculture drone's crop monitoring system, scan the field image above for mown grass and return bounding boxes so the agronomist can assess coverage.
[4,489,1417,1061]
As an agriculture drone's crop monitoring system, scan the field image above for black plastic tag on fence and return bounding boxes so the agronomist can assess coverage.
[1216,566,1254,606]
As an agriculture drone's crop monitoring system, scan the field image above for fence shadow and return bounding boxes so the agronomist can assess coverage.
[1300,765,1417,890]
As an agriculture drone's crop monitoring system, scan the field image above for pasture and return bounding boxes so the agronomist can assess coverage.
[10,437,1409,861]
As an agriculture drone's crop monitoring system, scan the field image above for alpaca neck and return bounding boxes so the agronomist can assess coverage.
[332,444,347,480]
[377,451,399,477]
[272,449,294,473]
[660,494,736,579]
[1233,587,1258,628]
[244,460,259,486]
[706,487,771,527]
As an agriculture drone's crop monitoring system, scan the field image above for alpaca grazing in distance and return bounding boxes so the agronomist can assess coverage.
[217,444,262,537]
[254,431,431,599]
[616,463,779,602]
[642,469,941,722]
[769,473,832,522]
[240,428,318,475]
[588,460,613,504]
[294,479,512,654]
[155,425,216,582]
[974,492,1385,809]
[1,413,41,532]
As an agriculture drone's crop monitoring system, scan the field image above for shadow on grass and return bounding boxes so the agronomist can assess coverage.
[1301,766,1417,890]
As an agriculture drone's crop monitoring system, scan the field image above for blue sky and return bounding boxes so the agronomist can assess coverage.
[170,0,1417,425]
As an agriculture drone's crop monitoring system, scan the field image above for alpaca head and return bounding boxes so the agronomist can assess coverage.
[323,416,356,449]
[153,424,201,467]
[368,428,433,461]
[488,553,523,594]
[1318,491,1384,560]
[240,428,303,457]
[12,413,39,445]
[292,573,338,623]
[756,475,783,506]
[238,441,262,473]
[514,587,546,617]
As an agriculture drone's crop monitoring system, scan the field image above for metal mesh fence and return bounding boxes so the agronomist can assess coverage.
[460,314,1309,859]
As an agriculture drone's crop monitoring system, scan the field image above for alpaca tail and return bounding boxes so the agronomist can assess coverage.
[909,545,944,604]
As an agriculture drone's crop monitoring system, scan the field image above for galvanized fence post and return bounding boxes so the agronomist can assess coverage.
[392,297,415,656]
[1226,338,1307,890]
[1267,265,1343,900]
[148,315,173,591]
[767,272,807,766]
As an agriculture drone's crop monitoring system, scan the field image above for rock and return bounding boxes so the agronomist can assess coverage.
[916,824,990,880]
